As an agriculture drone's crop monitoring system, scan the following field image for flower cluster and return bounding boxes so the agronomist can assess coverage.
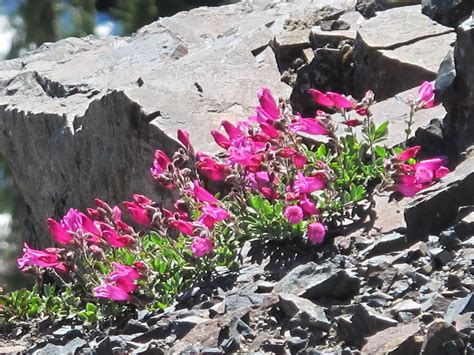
[13,82,449,312]
[394,146,449,197]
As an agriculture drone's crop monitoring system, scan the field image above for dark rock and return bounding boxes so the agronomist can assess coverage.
[455,210,474,239]
[390,299,422,316]
[360,232,409,258]
[431,248,453,267]
[172,316,207,339]
[421,293,452,314]
[356,0,383,18]
[337,304,398,346]
[132,323,172,343]
[439,229,462,251]
[320,19,351,31]
[261,339,286,353]
[414,118,445,157]
[361,322,422,354]
[220,337,240,353]
[224,292,267,313]
[436,14,474,155]
[389,279,412,298]
[51,326,83,342]
[278,293,331,331]
[274,262,360,301]
[134,342,165,355]
[446,274,462,289]
[421,320,463,354]
[95,337,113,355]
[120,319,149,335]
[421,0,473,28]
[286,336,308,353]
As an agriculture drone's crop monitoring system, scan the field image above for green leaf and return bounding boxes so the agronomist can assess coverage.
[374,146,387,158]
[374,121,389,141]
[86,303,97,313]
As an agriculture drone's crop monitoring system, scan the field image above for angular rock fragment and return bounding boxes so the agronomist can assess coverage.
[421,0,473,28]
[278,293,331,331]
[361,322,422,354]
[352,5,455,100]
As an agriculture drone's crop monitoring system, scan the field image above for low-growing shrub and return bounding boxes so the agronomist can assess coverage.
[0,82,448,325]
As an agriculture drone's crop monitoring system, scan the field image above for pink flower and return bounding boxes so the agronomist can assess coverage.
[289,117,328,135]
[47,219,73,245]
[170,220,194,236]
[259,122,279,138]
[307,222,326,244]
[396,146,421,161]
[222,120,242,141]
[93,281,131,301]
[108,262,140,293]
[61,208,83,232]
[79,212,101,240]
[198,204,230,229]
[123,201,151,225]
[191,237,213,258]
[418,81,438,109]
[257,87,280,120]
[292,153,307,169]
[299,195,319,216]
[178,129,195,155]
[211,130,231,149]
[342,119,363,127]
[101,224,135,248]
[284,205,304,224]
[192,180,219,204]
[151,150,171,178]
[308,89,334,107]
[293,173,325,194]
[112,206,122,222]
[396,157,449,197]
[17,244,67,273]
[196,152,230,181]
[326,92,353,109]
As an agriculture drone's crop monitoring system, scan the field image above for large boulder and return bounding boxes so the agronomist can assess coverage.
[422,0,473,28]
[0,1,362,246]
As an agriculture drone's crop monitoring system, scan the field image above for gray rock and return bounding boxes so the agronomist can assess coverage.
[405,152,474,238]
[360,232,408,258]
[352,5,454,100]
[278,293,331,331]
[31,338,88,355]
[430,247,453,267]
[337,304,398,346]
[172,315,208,339]
[224,292,267,313]
[421,320,463,354]
[119,319,149,335]
[0,1,298,246]
[439,228,462,251]
[445,293,474,323]
[455,210,474,239]
[361,322,422,355]
[421,0,473,28]
[274,262,360,301]
[436,14,474,155]
[51,326,82,341]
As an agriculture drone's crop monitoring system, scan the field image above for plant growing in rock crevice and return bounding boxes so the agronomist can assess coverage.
[0,81,449,325]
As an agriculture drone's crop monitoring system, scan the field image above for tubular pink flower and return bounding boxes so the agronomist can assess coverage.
[292,153,307,169]
[396,183,425,197]
[211,130,231,149]
[293,173,325,194]
[47,219,73,245]
[307,222,326,245]
[222,120,242,141]
[112,206,122,222]
[299,195,318,216]
[151,149,171,177]
[257,87,280,120]
[326,92,353,109]
[177,129,195,155]
[284,205,304,224]
[289,117,328,135]
[259,122,279,138]
[196,153,230,181]
[79,212,101,237]
[198,204,229,229]
[192,180,219,204]
[17,243,67,272]
[102,228,134,248]
[170,220,194,236]
[396,146,421,161]
[191,237,213,258]
[61,208,83,233]
[308,89,334,107]
[436,166,450,179]
[123,201,151,225]
[418,81,438,109]
[108,262,140,293]
[93,281,131,301]
[133,194,152,206]
[342,119,363,127]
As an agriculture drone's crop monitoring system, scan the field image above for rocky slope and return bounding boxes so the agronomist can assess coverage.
[0,0,473,354]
